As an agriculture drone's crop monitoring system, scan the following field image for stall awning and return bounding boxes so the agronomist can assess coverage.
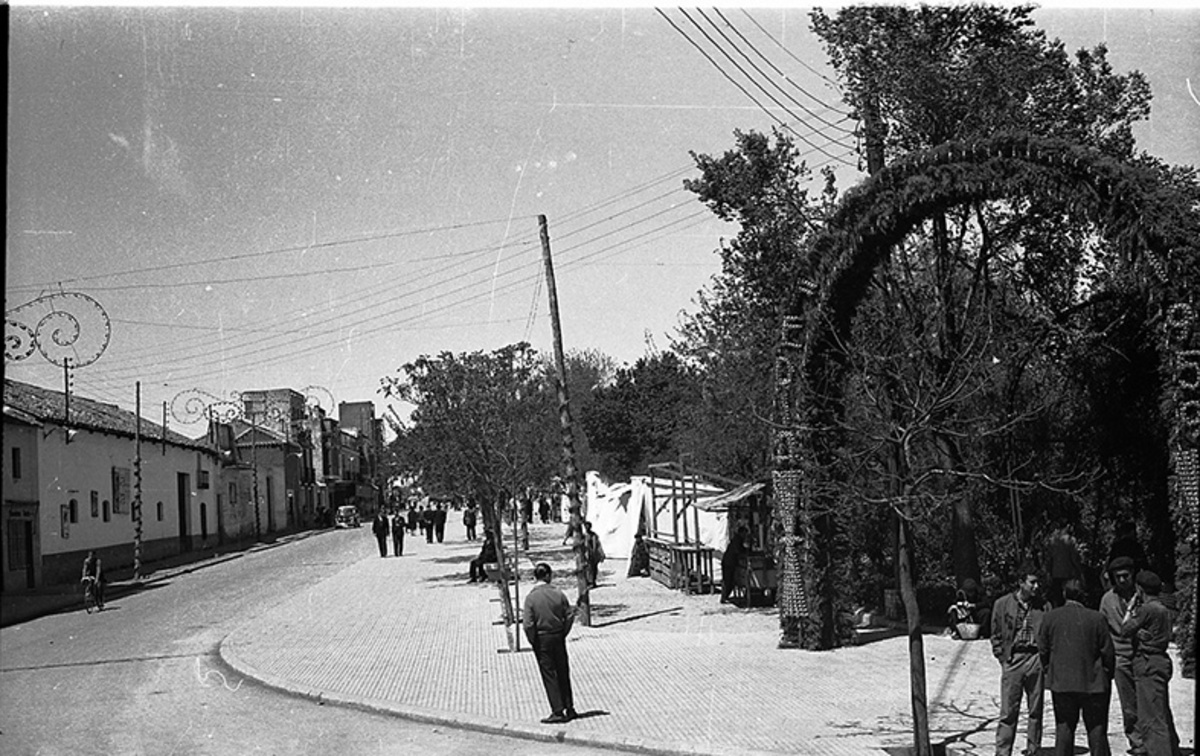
[692,481,766,512]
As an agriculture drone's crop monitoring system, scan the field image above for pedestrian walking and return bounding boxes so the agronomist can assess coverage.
[627,533,650,578]
[407,505,419,535]
[391,511,405,557]
[372,511,389,558]
[422,505,436,543]
[538,496,550,524]
[990,560,1047,756]
[1038,578,1114,756]
[1100,556,1143,755]
[583,521,604,588]
[463,505,477,541]
[434,503,447,543]
[1122,570,1182,756]
[523,562,578,724]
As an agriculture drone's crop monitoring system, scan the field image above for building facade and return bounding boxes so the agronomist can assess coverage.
[3,379,222,589]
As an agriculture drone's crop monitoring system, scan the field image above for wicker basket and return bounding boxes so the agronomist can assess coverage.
[956,622,981,640]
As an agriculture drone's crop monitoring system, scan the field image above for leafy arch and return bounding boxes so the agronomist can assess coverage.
[773,133,1199,651]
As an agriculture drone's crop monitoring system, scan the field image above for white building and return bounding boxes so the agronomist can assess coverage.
[3,379,222,589]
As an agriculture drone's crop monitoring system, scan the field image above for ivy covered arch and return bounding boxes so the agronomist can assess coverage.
[773,133,1199,656]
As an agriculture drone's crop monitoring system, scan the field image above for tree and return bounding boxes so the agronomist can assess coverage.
[379,342,555,649]
[583,351,702,479]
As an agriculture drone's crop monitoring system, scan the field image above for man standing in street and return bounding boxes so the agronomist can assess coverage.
[463,504,477,541]
[1100,556,1143,755]
[523,562,577,725]
[390,510,405,557]
[434,503,447,543]
[371,510,389,558]
[1123,570,1181,756]
[1038,578,1114,755]
[991,561,1047,756]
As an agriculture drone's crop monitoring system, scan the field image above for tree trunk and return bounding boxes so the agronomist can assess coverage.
[898,511,933,756]
[951,496,981,586]
[480,492,517,650]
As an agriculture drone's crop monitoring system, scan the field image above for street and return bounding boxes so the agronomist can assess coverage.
[0,529,616,756]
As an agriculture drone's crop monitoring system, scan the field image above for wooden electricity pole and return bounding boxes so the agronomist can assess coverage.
[539,214,590,626]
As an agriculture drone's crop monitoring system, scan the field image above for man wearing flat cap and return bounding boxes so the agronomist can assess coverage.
[1121,570,1181,756]
[1100,556,1142,755]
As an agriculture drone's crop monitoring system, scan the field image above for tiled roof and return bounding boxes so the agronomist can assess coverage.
[3,379,212,452]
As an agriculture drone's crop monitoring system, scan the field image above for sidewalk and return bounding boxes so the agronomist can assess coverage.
[219,523,1196,756]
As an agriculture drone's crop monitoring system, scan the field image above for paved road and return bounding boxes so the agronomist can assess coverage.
[0,529,617,756]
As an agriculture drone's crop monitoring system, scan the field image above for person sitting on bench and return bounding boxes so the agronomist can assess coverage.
[468,530,498,583]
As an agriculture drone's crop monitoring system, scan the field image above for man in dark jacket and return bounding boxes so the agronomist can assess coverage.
[468,531,497,583]
[390,511,405,557]
[523,562,577,724]
[1038,578,1114,755]
[991,561,1047,756]
[422,505,436,543]
[434,504,447,543]
[371,511,389,557]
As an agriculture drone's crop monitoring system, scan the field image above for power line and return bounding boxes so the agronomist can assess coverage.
[739,10,845,95]
[681,8,856,152]
[710,8,853,127]
[656,8,856,168]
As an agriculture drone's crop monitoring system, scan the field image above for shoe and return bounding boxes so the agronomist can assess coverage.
[540,713,569,724]
[565,708,578,721]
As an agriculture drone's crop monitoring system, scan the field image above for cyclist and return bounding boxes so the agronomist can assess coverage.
[81,551,105,609]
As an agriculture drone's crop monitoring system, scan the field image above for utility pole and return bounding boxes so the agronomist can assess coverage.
[252,414,262,540]
[539,214,590,626]
[133,382,143,581]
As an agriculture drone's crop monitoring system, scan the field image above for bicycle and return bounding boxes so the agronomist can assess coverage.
[81,575,103,613]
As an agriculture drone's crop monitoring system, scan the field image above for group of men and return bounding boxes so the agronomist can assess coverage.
[992,557,1181,756]
[369,503,457,558]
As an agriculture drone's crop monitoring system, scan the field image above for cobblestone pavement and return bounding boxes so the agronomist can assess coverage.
[219,523,1194,756]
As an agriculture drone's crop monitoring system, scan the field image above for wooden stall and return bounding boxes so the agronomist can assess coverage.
[643,462,742,595]
[694,480,776,607]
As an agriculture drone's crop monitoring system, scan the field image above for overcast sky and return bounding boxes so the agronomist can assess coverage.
[6,5,1198,431]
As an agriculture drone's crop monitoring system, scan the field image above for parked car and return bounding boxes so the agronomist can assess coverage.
[335,505,361,528]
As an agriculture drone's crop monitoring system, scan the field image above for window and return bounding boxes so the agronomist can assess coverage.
[156,501,164,521]
[103,500,111,522]
[10,447,21,480]
[198,469,210,490]
[69,499,79,524]
[91,491,99,518]
[229,482,238,506]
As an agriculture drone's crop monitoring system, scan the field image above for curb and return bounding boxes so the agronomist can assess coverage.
[216,631,782,756]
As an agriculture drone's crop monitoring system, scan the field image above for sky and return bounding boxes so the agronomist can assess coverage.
[6,5,1199,435]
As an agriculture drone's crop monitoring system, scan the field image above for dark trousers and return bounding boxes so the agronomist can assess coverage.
[1050,690,1110,756]
[435,523,445,542]
[392,533,404,556]
[425,523,434,542]
[375,535,387,557]
[1114,653,1142,753]
[466,524,476,540]
[1134,654,1180,756]
[469,557,488,581]
[532,633,574,716]
[996,652,1044,756]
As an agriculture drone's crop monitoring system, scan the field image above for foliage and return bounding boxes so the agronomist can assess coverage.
[379,342,556,502]
[582,351,701,479]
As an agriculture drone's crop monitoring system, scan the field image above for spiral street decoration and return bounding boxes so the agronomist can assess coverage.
[302,385,336,414]
[170,389,245,425]
[5,291,111,367]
